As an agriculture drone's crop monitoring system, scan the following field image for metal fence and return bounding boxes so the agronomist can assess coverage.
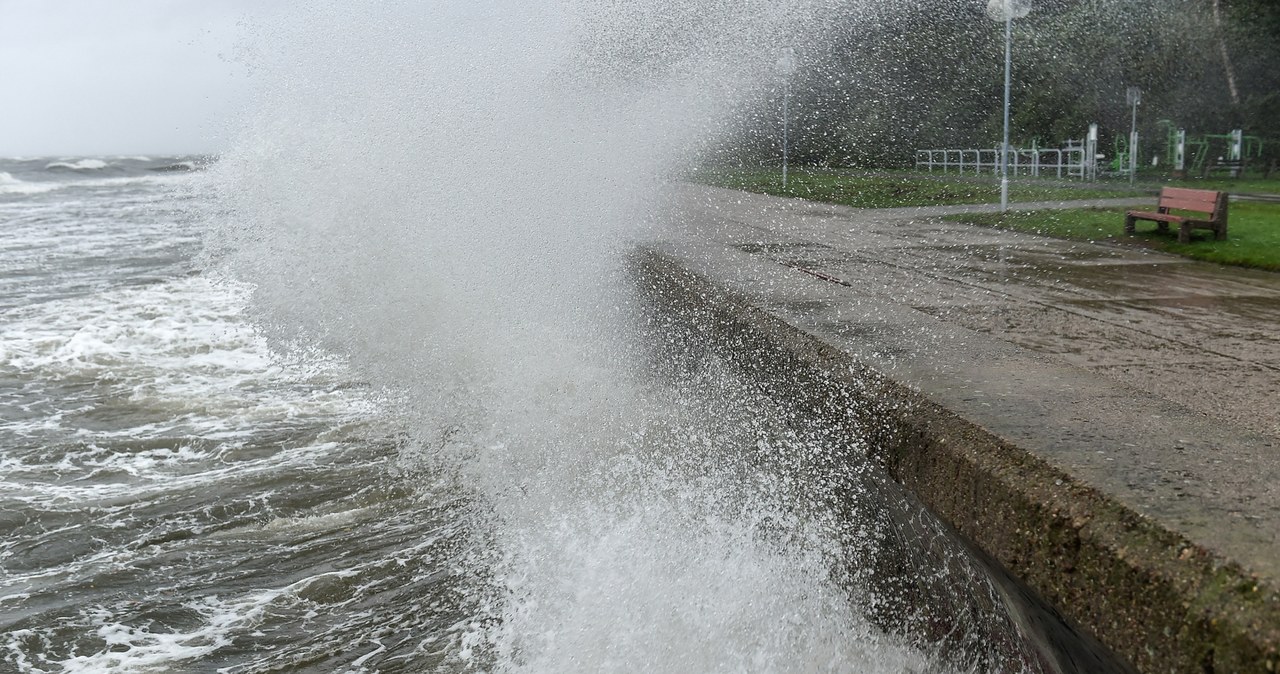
[915,145,1094,179]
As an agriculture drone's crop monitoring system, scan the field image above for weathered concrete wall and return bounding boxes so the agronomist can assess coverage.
[634,247,1280,674]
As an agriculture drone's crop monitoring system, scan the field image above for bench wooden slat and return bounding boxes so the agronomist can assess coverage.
[1160,187,1220,205]
[1126,211,1183,222]
[1161,196,1220,212]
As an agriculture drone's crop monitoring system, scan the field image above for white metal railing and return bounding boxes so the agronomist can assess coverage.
[915,146,1091,179]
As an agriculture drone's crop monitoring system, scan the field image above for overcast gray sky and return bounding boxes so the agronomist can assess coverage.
[0,0,276,157]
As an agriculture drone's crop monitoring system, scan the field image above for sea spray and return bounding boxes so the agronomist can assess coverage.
[204,1,945,671]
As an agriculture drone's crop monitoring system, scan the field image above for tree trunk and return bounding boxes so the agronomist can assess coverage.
[1212,0,1241,105]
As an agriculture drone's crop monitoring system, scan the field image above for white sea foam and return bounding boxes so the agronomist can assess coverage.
[36,558,424,673]
[0,436,353,509]
[0,275,354,411]
[482,481,929,673]
[0,170,190,201]
[53,593,287,673]
[256,506,371,533]
[0,267,382,516]
[2,277,259,374]
[83,172,197,188]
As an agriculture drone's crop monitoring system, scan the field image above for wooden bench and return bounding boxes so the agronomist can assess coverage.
[1124,187,1228,243]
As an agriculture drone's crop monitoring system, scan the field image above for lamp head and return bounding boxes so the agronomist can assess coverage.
[776,47,796,76]
[986,0,1031,21]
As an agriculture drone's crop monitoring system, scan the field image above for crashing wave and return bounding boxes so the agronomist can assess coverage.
[149,161,198,172]
[46,159,110,171]
[0,171,58,195]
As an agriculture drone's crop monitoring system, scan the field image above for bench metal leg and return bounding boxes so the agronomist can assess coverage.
[1178,223,1191,244]
[1216,198,1229,241]
[1124,215,1136,235]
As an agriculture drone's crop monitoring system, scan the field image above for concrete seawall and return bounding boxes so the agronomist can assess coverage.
[636,185,1280,673]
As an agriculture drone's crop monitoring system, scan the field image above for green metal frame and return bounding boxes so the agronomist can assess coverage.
[1159,119,1264,174]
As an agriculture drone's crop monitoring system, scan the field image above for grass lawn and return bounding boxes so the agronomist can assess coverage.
[694,167,1141,208]
[695,166,1280,271]
[948,201,1280,271]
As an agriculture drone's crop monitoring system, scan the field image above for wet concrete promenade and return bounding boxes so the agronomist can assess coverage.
[643,184,1280,673]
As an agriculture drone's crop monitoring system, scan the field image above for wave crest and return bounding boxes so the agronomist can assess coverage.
[0,171,57,195]
[45,159,110,171]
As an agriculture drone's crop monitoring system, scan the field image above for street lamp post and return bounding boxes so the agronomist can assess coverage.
[987,0,1030,212]
[1127,86,1141,186]
[777,48,796,189]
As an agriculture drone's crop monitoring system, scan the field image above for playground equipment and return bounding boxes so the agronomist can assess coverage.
[1112,134,1134,176]
[1157,120,1263,176]
[918,123,1264,181]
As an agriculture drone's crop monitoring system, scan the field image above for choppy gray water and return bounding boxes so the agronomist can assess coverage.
[1,159,485,672]
[1,158,958,673]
